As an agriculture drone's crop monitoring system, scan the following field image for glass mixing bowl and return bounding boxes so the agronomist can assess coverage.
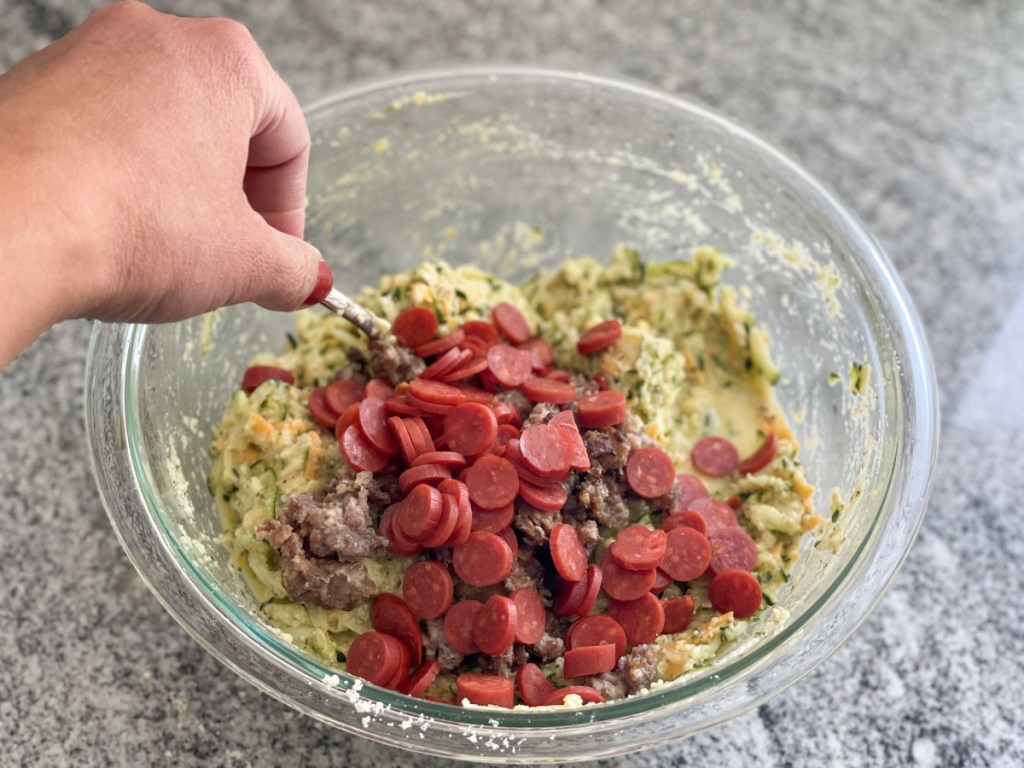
[86,67,938,763]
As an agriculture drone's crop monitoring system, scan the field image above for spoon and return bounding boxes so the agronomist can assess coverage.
[320,286,389,339]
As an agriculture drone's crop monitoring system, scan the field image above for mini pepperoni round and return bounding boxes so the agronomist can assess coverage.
[600,550,657,601]
[393,306,439,348]
[577,390,628,429]
[421,492,461,548]
[441,355,490,383]
[545,369,572,382]
[443,403,498,457]
[336,401,361,439]
[340,425,389,473]
[491,302,530,344]
[464,455,519,510]
[661,595,696,634]
[486,345,534,388]
[402,560,454,620]
[708,527,759,574]
[608,593,666,646]
[452,531,513,586]
[552,574,588,617]
[738,433,778,475]
[549,524,587,582]
[518,337,555,367]
[673,473,710,512]
[708,569,763,618]
[370,593,423,666]
[516,663,556,707]
[398,463,452,496]
[470,501,515,534]
[379,503,424,556]
[520,377,575,405]
[650,568,673,593]
[457,672,515,708]
[445,489,473,548]
[419,346,466,381]
[576,564,603,617]
[563,643,618,679]
[401,659,441,698]
[490,401,523,428]
[492,423,520,455]
[325,379,365,415]
[510,588,546,644]
[387,416,418,465]
[662,509,709,536]
[519,424,574,478]
[241,365,295,393]
[610,525,667,571]
[462,320,501,347]
[661,526,712,582]
[411,451,468,470]
[409,378,467,407]
[308,387,340,428]
[346,631,402,687]
[415,329,466,359]
[473,594,518,656]
[540,685,604,706]
[383,641,412,691]
[453,383,494,405]
[576,318,622,355]
[358,397,399,456]
[625,446,676,499]
[691,436,739,477]
[566,615,627,659]
[443,600,482,654]
[385,395,422,418]
[726,495,743,509]
[518,479,568,512]
[497,526,519,559]
[688,497,739,534]
[549,410,590,471]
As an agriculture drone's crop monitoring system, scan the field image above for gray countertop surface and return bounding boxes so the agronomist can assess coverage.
[2,1,1023,766]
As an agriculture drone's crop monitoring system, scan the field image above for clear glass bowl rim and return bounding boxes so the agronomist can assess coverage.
[86,65,940,760]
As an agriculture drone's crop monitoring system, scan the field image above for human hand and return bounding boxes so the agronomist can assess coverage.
[0,1,332,366]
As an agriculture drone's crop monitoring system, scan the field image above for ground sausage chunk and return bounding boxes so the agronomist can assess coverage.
[522,401,561,429]
[583,427,632,471]
[576,466,631,530]
[422,617,464,672]
[493,388,532,421]
[369,338,425,385]
[586,644,657,699]
[514,501,562,546]
[278,558,377,612]
[504,544,546,593]
[529,613,565,662]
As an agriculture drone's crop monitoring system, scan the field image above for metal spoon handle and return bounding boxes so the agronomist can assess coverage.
[320,287,388,339]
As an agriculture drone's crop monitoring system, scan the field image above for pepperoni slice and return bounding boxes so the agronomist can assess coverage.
[490,401,523,428]
[370,593,423,666]
[510,588,546,644]
[486,345,534,388]
[673,473,710,513]
[473,594,518,655]
[518,337,555,367]
[738,433,778,475]
[708,569,763,618]
[563,643,618,678]
[576,318,622,355]
[408,378,467,407]
[518,479,568,511]
[394,484,443,542]
[462,320,501,347]
[650,568,673,593]
[457,672,515,708]
[403,417,434,457]
[548,570,584,616]
[385,395,422,417]
[422,491,461,548]
[401,659,441,698]
[505,439,562,486]
[516,663,557,707]
[600,550,656,601]
[726,495,743,509]
[383,640,412,691]
[520,377,575,404]
[340,424,389,473]
[497,526,519,558]
[470,501,515,533]
[593,373,609,391]
[452,383,494,405]
[241,365,295,393]
[687,497,739,534]
[398,463,452,495]
[662,509,709,536]
[625,446,676,499]
[577,390,628,429]
[358,397,399,456]
[414,329,466,359]
[545,369,572,382]
[540,686,604,706]
[492,423,520,456]
[379,503,424,556]
[464,455,519,510]
[708,527,759,574]
[441,355,490,383]
[420,346,466,381]
[610,525,667,571]
[387,416,418,465]
[324,379,365,415]
[308,387,340,429]
[566,615,627,659]
[607,593,666,646]
[443,600,482,654]
[444,485,473,548]
[661,526,712,582]
[548,410,590,472]
[519,424,574,479]
[452,531,513,586]
[661,595,695,634]
[392,306,439,348]
[576,564,603,617]
[346,631,402,687]
[443,403,498,457]
[549,524,587,582]
[402,560,454,619]
[411,451,467,470]
[491,303,530,344]
[691,436,739,477]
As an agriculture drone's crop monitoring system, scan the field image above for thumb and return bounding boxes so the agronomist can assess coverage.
[243,222,332,312]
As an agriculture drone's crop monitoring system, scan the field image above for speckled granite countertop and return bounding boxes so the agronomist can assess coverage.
[2,1,1023,765]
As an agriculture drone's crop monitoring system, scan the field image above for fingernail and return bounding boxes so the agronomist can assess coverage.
[302,261,334,307]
